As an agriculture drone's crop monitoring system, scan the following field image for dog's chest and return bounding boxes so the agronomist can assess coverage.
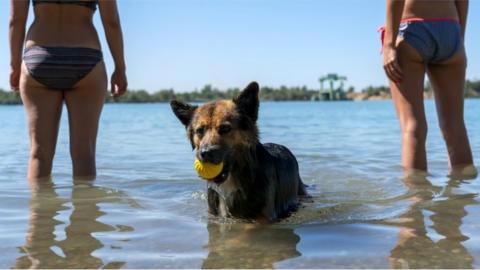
[208,175,238,200]
[208,176,241,217]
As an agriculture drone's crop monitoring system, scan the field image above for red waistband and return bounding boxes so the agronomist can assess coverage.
[400,17,460,23]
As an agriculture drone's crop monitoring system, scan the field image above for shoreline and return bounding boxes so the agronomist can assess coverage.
[1,87,479,105]
[3,97,480,106]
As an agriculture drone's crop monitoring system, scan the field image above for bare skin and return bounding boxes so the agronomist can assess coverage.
[9,0,127,181]
[383,0,475,176]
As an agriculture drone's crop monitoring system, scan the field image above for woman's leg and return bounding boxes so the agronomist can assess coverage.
[64,62,107,180]
[390,40,428,172]
[427,47,474,172]
[19,63,64,181]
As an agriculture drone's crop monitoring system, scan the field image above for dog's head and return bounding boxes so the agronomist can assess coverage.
[170,82,260,182]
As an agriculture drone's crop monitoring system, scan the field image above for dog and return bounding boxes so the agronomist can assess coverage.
[170,82,307,222]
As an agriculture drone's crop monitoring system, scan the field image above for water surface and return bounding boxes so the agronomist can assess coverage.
[1,100,479,268]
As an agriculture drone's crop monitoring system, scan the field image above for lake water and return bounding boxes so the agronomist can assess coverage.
[1,100,479,268]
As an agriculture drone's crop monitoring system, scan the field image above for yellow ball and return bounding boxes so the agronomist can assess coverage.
[194,159,224,180]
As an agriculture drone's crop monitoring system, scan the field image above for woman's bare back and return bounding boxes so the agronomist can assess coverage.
[26,4,101,49]
[402,0,459,19]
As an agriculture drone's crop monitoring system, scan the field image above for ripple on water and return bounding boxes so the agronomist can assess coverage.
[1,102,480,268]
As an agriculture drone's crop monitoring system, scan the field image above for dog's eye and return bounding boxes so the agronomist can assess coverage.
[195,127,205,136]
[218,124,232,135]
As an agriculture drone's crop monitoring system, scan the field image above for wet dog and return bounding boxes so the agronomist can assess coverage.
[170,82,306,222]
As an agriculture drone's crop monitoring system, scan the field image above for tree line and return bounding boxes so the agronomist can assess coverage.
[1,79,480,105]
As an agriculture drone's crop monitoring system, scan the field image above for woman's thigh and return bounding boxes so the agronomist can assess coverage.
[427,47,467,129]
[64,62,108,158]
[390,39,427,128]
[19,62,64,156]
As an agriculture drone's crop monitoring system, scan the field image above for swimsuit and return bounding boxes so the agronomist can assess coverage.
[32,0,98,11]
[24,0,102,91]
[24,46,103,91]
[379,17,462,63]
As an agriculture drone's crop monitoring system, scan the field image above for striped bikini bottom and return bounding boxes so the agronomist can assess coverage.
[23,46,103,91]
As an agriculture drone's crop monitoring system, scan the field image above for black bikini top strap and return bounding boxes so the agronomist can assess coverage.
[32,0,98,11]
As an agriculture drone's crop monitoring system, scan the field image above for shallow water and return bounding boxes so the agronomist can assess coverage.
[0,100,479,268]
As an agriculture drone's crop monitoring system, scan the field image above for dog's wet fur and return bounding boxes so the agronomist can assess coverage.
[171,82,307,222]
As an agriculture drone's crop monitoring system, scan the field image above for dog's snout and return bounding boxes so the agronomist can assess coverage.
[199,145,223,164]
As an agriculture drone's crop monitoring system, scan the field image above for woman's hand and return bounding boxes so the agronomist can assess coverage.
[383,45,403,84]
[98,1,127,98]
[110,69,127,97]
[10,67,21,91]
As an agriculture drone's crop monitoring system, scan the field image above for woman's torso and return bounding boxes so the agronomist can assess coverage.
[25,0,101,50]
[402,0,459,20]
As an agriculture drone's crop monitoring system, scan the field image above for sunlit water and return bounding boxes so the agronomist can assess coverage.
[1,100,479,268]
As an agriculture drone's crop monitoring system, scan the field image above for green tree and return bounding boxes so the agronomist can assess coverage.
[0,89,22,105]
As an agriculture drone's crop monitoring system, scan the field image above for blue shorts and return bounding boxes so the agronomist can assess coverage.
[398,19,462,63]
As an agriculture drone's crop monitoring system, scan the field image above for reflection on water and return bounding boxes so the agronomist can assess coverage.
[14,181,135,269]
[14,182,68,269]
[202,222,301,268]
[386,173,478,269]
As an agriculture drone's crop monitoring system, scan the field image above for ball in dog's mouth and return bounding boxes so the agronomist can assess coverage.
[194,159,223,179]
[193,159,229,184]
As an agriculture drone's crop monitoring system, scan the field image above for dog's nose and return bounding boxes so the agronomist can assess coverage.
[199,145,223,164]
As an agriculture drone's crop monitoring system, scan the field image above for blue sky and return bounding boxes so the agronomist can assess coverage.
[1,0,479,92]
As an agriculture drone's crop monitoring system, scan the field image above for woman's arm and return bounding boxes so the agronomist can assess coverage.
[98,0,127,97]
[383,0,405,83]
[9,0,29,91]
[455,0,468,39]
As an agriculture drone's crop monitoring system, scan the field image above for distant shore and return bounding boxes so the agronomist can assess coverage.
[345,90,435,101]
[1,79,479,105]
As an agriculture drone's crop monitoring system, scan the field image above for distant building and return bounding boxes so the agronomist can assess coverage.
[317,73,348,101]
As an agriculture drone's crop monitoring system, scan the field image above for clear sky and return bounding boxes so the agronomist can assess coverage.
[1,0,479,92]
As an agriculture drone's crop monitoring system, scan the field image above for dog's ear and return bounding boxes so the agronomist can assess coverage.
[170,100,197,127]
[233,81,259,122]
